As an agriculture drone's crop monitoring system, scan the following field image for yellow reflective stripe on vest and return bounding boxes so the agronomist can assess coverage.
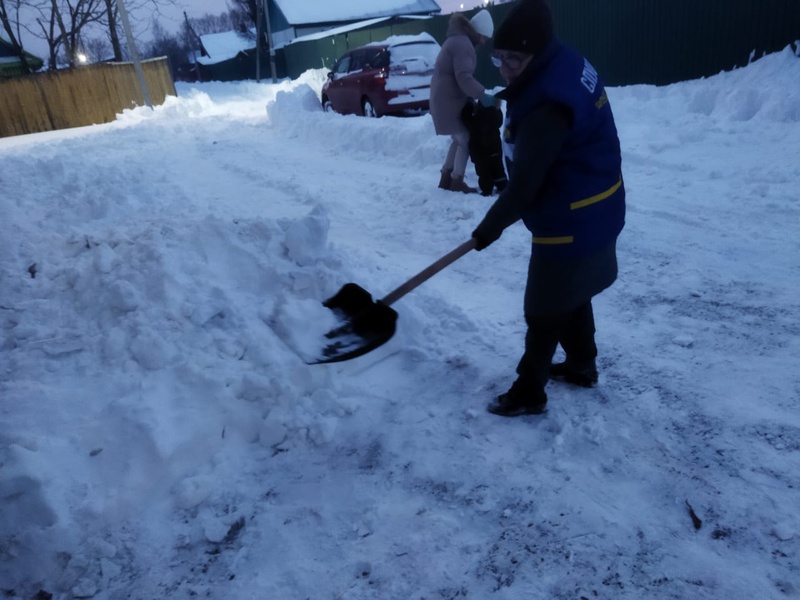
[532,235,574,245]
[570,178,622,210]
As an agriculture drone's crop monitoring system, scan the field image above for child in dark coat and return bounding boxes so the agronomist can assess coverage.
[460,100,508,196]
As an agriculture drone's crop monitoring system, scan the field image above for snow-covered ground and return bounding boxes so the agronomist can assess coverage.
[1,45,799,600]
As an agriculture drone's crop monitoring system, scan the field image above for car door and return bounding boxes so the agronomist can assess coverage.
[326,54,352,113]
[359,48,388,114]
[342,50,367,114]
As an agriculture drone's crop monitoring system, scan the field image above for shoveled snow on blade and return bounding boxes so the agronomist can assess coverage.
[267,296,342,363]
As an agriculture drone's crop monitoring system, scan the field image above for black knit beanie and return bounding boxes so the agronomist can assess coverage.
[493,0,554,55]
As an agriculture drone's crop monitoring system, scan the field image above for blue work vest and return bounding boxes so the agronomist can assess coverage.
[504,41,625,259]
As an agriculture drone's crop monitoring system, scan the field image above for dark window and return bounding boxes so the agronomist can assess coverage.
[366,48,384,69]
[334,55,351,75]
[349,50,366,72]
[368,49,390,70]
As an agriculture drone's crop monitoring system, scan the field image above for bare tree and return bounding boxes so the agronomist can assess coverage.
[60,0,104,65]
[2,0,181,71]
[99,0,121,59]
[83,32,108,60]
[146,17,184,72]
[227,0,256,33]
[28,0,105,68]
[188,12,233,36]
[102,0,180,64]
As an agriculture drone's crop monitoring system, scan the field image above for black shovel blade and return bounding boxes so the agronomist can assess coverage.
[310,283,398,364]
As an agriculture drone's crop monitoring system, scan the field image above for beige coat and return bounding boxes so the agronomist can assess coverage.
[429,16,486,135]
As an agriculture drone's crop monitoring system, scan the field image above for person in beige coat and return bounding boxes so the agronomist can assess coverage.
[429,10,494,193]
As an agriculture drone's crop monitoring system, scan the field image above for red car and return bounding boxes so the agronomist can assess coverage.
[321,33,441,117]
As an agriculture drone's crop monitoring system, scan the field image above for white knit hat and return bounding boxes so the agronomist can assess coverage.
[469,9,494,39]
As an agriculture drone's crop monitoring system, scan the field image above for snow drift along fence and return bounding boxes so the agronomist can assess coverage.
[0,58,176,138]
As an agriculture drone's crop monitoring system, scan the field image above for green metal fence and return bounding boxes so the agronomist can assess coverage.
[552,0,800,86]
[281,17,438,78]
[281,0,800,87]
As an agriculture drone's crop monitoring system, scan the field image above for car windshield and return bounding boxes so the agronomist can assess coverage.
[389,43,439,73]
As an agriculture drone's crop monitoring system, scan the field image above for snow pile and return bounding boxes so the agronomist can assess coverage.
[619,44,800,124]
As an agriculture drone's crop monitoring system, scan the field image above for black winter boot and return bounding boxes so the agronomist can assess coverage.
[549,361,598,388]
[449,175,478,194]
[438,169,452,190]
[487,379,547,417]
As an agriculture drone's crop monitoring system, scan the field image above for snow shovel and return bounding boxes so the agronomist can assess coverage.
[311,238,477,364]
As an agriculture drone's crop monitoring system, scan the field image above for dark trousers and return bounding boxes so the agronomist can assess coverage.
[516,301,598,389]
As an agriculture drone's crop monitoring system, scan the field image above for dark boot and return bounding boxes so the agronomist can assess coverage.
[549,361,598,387]
[438,169,452,190]
[487,379,547,417]
[549,302,598,387]
[449,175,478,194]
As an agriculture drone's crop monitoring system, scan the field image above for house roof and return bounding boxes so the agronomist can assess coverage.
[287,15,431,46]
[0,36,44,73]
[197,30,256,65]
[0,36,21,58]
[273,0,440,26]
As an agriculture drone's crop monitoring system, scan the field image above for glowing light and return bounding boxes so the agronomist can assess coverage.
[77,53,88,63]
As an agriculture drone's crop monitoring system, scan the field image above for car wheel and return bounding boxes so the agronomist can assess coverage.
[322,97,334,113]
[362,98,379,118]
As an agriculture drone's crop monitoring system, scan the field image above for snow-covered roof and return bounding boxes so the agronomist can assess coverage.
[273,0,440,26]
[197,30,256,65]
[289,18,390,45]
[288,15,432,46]
[364,31,438,47]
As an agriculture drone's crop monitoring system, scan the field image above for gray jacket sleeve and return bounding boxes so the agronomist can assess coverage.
[472,102,572,248]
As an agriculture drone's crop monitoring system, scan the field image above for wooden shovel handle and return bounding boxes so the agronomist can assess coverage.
[379,238,477,306]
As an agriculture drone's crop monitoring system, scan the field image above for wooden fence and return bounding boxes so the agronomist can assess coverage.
[0,58,176,138]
